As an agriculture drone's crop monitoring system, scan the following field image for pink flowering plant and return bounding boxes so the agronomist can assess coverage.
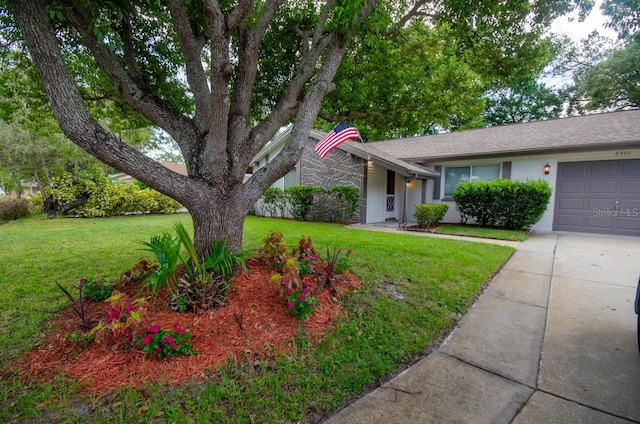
[286,279,319,320]
[136,323,195,360]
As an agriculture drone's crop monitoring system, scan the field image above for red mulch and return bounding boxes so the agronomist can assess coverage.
[8,259,360,394]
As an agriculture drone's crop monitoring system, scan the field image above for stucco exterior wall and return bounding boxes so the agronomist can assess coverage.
[424,148,639,231]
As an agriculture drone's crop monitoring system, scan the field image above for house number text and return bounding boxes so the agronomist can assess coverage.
[614,150,632,156]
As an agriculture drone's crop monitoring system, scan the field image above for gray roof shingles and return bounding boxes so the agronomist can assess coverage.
[364,110,640,162]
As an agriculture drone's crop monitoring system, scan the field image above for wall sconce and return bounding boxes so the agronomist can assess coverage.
[406,180,412,188]
[543,163,551,175]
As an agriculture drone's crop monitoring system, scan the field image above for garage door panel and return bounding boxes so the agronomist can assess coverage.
[617,218,640,233]
[559,181,586,194]
[558,198,584,210]
[560,163,588,177]
[587,198,614,209]
[621,160,640,176]
[585,216,615,229]
[554,160,640,237]
[588,181,617,193]
[591,162,618,177]
[557,214,584,227]
[621,181,640,194]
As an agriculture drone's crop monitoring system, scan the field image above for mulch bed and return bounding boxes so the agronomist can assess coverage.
[7,259,359,394]
[401,225,440,232]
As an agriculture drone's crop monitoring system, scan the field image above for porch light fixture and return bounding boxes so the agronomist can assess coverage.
[406,180,411,187]
[543,163,551,175]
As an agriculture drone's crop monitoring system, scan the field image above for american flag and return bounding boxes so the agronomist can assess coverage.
[314,122,360,158]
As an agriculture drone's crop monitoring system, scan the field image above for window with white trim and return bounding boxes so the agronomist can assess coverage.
[443,164,500,197]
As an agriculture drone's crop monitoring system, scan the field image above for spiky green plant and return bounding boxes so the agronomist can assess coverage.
[139,232,181,295]
[204,237,249,278]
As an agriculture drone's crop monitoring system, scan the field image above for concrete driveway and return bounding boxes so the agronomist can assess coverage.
[325,232,640,423]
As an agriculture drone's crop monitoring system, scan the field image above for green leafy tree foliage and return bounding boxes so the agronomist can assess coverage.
[483,78,564,126]
[321,23,486,139]
[0,48,154,213]
[1,0,591,258]
[602,0,640,41]
[560,1,640,113]
[572,40,640,111]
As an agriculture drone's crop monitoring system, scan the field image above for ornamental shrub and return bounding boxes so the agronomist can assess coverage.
[413,204,449,229]
[45,174,182,217]
[261,187,287,217]
[453,179,552,230]
[329,185,359,223]
[285,185,324,221]
[0,196,32,222]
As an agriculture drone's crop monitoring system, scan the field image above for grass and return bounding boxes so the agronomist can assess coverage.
[434,224,530,242]
[0,214,514,423]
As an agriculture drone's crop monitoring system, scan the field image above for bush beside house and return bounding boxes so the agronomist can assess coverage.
[453,179,552,230]
[256,185,360,223]
[414,204,449,229]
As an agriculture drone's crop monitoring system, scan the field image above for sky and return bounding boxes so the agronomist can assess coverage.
[550,0,618,42]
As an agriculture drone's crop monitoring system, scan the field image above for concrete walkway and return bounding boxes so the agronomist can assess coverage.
[325,231,640,423]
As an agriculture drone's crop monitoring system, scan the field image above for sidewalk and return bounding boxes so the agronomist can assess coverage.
[324,231,640,423]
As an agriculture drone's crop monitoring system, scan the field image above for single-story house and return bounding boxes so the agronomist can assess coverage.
[252,109,640,237]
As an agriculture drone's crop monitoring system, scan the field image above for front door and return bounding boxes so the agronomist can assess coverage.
[385,170,396,220]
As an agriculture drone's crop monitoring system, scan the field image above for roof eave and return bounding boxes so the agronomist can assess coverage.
[402,140,640,164]
[338,143,439,179]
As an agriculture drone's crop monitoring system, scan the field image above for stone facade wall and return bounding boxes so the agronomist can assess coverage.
[299,137,365,222]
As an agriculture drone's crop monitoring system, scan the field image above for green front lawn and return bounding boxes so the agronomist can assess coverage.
[0,214,514,423]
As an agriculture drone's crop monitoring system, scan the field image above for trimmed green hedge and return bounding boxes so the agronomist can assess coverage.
[453,179,552,230]
[414,203,449,228]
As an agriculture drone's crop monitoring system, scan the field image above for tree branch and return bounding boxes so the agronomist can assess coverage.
[228,1,282,158]
[168,0,211,135]
[64,3,198,162]
[9,0,198,207]
[244,39,349,209]
[227,0,255,31]
[249,32,336,155]
[118,17,143,82]
[396,0,434,28]
[201,0,233,172]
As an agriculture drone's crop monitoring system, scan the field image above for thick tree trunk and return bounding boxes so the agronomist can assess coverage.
[189,197,247,259]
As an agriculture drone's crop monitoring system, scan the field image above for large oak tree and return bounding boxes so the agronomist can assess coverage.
[3,0,590,257]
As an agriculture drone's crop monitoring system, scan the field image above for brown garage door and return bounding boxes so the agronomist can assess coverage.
[554,159,640,236]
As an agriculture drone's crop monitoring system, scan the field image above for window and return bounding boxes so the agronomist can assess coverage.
[443,164,500,197]
[283,168,297,188]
